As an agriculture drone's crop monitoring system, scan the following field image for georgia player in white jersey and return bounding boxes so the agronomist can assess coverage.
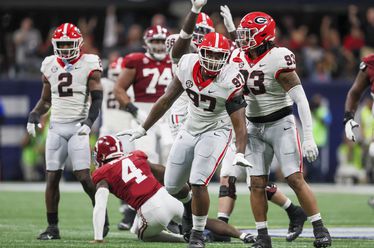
[26,23,108,240]
[231,12,331,248]
[100,57,136,153]
[119,32,252,248]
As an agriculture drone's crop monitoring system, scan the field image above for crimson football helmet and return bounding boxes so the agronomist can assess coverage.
[52,23,83,60]
[94,135,124,166]
[143,25,170,61]
[236,12,276,51]
[193,12,215,46]
[198,32,230,76]
[108,57,123,81]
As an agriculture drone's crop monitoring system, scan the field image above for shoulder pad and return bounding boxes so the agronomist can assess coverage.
[82,54,101,63]
[131,150,148,160]
[124,53,144,62]
[41,55,55,66]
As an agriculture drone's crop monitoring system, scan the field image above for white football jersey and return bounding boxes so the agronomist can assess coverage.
[41,54,102,123]
[230,47,295,117]
[176,54,244,135]
[101,77,135,133]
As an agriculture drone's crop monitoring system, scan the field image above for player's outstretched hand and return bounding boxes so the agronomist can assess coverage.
[191,0,207,13]
[117,126,146,142]
[344,119,359,142]
[75,123,91,136]
[26,122,42,137]
[233,153,253,168]
[302,138,319,163]
[220,5,236,32]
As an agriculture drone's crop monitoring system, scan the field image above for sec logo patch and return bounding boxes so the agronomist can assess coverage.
[186,80,193,88]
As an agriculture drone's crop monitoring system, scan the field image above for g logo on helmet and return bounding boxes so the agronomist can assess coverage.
[254,17,267,24]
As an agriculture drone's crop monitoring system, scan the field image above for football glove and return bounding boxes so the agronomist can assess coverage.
[302,138,319,163]
[233,153,253,168]
[191,0,207,14]
[117,126,146,142]
[27,112,42,137]
[369,142,374,157]
[344,119,359,142]
[220,5,236,32]
[75,123,91,136]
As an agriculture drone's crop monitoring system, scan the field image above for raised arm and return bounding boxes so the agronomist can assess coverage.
[92,180,109,243]
[171,0,207,61]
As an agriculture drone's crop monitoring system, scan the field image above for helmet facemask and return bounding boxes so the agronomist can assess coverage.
[198,46,230,75]
[52,38,83,60]
[236,27,260,51]
[193,26,215,46]
[145,38,167,61]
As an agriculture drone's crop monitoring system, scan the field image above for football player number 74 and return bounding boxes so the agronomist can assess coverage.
[143,68,173,94]
[121,158,148,184]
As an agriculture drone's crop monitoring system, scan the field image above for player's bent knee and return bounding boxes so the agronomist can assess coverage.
[165,185,182,195]
[219,176,237,200]
[265,182,278,200]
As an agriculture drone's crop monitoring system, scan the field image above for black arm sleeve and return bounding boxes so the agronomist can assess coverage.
[226,95,247,115]
[83,90,103,128]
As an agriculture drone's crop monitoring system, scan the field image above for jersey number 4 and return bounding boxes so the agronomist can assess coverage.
[121,158,147,184]
[58,73,73,97]
[143,68,172,94]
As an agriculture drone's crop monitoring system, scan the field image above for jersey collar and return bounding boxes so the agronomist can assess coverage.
[192,61,215,91]
[56,53,82,68]
[244,47,273,67]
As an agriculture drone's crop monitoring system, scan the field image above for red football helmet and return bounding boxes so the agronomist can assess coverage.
[193,12,215,46]
[198,32,230,76]
[52,23,83,60]
[94,135,124,167]
[236,12,276,51]
[143,25,170,61]
[108,57,123,81]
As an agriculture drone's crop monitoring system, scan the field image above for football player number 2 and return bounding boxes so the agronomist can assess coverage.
[143,68,172,94]
[58,73,73,97]
[121,158,147,184]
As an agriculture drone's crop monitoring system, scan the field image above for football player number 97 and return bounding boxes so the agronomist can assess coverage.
[58,73,73,97]
[143,68,173,94]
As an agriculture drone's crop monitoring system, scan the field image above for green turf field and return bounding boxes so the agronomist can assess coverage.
[0,190,374,247]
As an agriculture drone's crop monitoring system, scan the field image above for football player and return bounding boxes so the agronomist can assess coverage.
[119,32,251,248]
[91,135,255,244]
[344,53,374,210]
[100,57,137,231]
[26,23,108,240]
[216,5,307,243]
[230,12,331,248]
[114,25,173,164]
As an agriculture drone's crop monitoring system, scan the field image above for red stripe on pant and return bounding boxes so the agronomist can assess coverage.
[204,130,233,185]
[137,209,148,240]
[296,128,303,172]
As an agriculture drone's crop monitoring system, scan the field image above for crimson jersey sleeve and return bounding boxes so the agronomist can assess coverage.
[362,54,374,93]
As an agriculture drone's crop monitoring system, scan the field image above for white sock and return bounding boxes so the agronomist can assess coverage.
[192,215,208,231]
[282,198,292,210]
[255,221,268,230]
[309,213,322,223]
[180,192,192,204]
[217,212,230,219]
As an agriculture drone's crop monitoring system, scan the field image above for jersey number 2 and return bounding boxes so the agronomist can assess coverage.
[121,158,147,184]
[58,73,73,97]
[143,68,172,94]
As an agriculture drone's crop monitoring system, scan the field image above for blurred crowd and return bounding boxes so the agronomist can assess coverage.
[1,4,374,82]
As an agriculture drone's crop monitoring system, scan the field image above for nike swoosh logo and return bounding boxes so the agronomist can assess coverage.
[284,127,292,130]
[213,132,220,137]
[46,235,53,240]
[259,64,265,67]
[74,67,82,70]
[208,90,215,93]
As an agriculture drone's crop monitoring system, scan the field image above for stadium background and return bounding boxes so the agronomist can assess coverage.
[0,0,374,185]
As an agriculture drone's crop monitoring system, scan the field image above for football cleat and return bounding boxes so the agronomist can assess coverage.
[188,230,205,248]
[286,206,307,242]
[251,234,272,248]
[37,225,61,240]
[182,209,193,237]
[313,227,332,248]
[242,232,256,244]
[167,220,182,235]
[117,205,136,231]
[203,229,231,242]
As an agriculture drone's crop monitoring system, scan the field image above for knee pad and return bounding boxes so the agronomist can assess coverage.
[265,182,278,200]
[219,176,237,200]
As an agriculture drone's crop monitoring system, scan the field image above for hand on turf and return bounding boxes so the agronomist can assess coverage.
[116,126,146,142]
[233,153,253,168]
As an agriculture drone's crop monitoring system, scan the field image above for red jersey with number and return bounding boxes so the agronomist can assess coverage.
[92,150,162,210]
[121,52,173,103]
[362,54,374,93]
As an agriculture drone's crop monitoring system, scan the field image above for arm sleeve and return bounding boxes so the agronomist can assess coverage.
[93,187,109,241]
[84,90,103,128]
[288,84,313,140]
